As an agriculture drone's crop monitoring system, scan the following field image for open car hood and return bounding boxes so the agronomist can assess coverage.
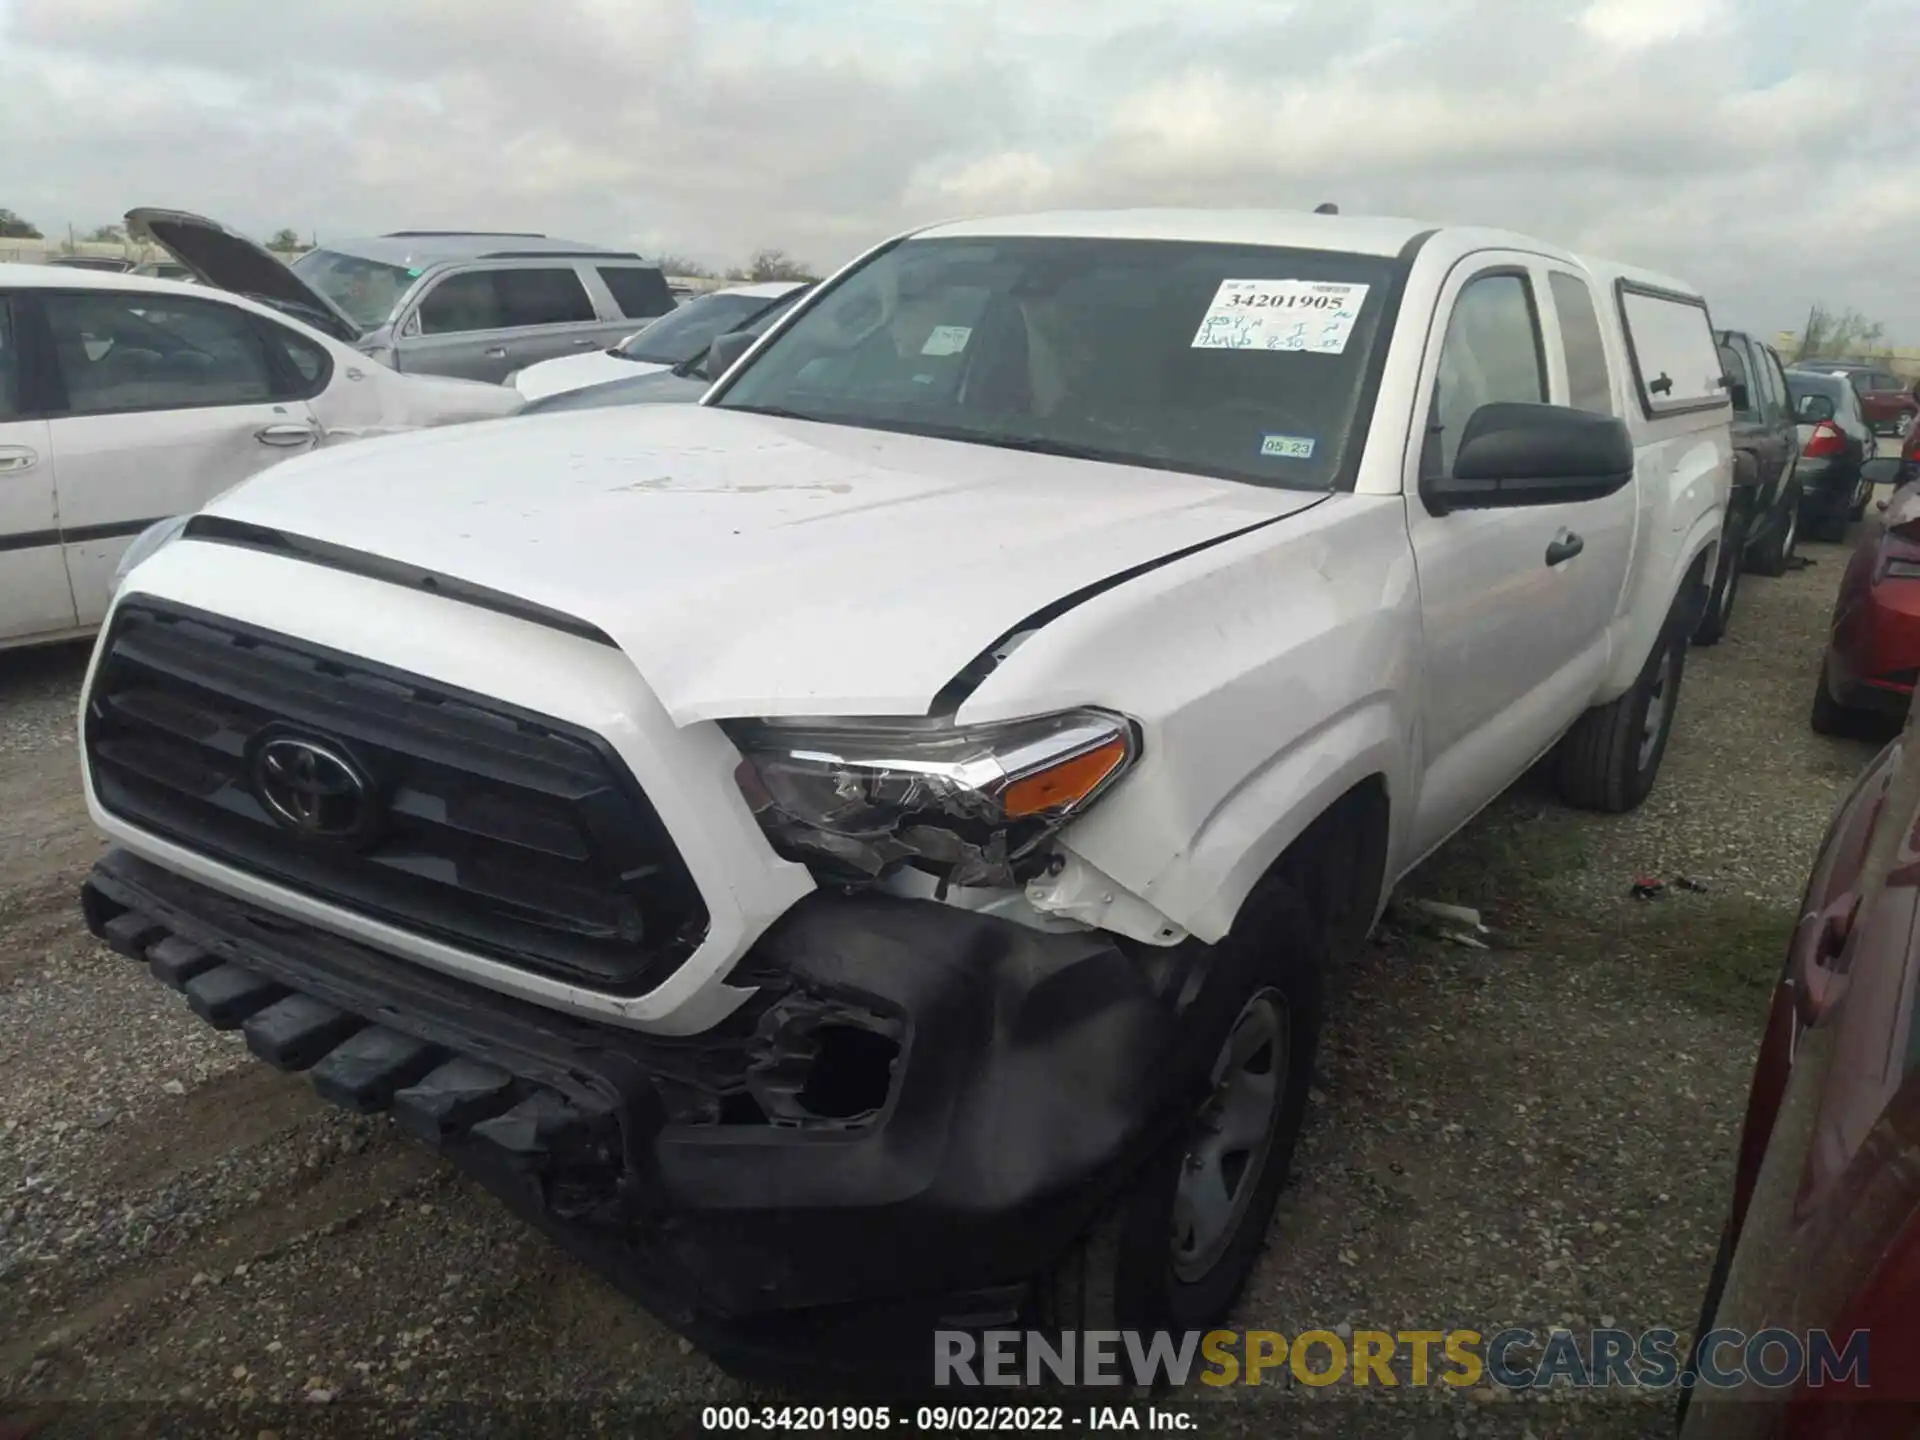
[125,208,363,343]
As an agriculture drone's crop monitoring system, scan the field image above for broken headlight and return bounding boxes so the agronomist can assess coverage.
[725,709,1138,887]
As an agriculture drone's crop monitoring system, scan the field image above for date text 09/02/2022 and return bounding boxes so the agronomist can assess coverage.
[701,1406,1192,1432]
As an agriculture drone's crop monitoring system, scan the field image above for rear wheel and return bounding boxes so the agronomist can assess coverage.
[1692,528,1742,645]
[1040,879,1322,1336]
[1810,661,1851,736]
[1556,615,1685,812]
[1747,481,1802,577]
[1850,470,1873,522]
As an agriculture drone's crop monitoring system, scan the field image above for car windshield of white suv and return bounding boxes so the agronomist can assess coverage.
[617,291,794,364]
[289,249,416,330]
[713,237,1399,491]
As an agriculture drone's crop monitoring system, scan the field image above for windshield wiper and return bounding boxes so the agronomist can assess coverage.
[951,434,1147,465]
[723,403,824,422]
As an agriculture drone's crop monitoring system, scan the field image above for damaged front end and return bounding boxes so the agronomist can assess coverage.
[82,842,1208,1384]
[725,708,1137,889]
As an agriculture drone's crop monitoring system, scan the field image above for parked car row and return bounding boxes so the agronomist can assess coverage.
[1801,358,1919,437]
[128,209,681,386]
[0,261,521,651]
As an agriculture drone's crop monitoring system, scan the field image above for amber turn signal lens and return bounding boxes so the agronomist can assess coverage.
[1000,735,1130,819]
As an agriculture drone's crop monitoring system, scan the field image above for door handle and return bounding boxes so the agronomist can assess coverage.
[0,446,36,473]
[484,346,508,359]
[1545,530,1585,566]
[254,423,317,448]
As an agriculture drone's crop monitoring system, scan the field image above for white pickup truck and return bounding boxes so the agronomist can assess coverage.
[76,209,1731,1383]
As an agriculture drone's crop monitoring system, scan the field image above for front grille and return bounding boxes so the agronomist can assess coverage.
[84,601,708,993]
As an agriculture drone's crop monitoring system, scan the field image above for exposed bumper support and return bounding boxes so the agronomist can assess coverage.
[82,849,1200,1384]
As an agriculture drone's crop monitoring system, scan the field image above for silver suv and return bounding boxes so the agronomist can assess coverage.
[127,210,676,385]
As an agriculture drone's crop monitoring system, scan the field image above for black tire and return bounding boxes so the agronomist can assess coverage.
[1691,529,1742,646]
[1040,879,1323,1336]
[1555,617,1686,812]
[1747,480,1802,577]
[1810,661,1851,736]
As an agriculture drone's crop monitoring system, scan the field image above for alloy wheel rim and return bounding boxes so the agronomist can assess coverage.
[1638,645,1676,771]
[1171,989,1288,1282]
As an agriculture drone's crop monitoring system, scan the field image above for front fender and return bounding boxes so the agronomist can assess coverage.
[956,494,1419,945]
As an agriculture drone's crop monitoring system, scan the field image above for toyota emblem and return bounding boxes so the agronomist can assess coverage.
[252,736,372,839]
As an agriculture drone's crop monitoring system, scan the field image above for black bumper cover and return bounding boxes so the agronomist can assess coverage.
[82,850,1199,1384]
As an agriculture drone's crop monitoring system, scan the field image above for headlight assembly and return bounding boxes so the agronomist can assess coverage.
[725,708,1138,887]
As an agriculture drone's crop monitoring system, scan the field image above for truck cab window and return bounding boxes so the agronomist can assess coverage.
[1427,272,1545,476]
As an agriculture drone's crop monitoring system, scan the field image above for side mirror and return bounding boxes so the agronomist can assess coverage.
[706,329,757,378]
[1427,403,1634,513]
[1726,381,1750,412]
[1798,394,1836,423]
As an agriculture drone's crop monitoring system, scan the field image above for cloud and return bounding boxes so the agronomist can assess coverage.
[0,0,1914,337]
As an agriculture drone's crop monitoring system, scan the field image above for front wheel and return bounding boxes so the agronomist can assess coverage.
[1040,880,1323,1336]
[1555,620,1685,812]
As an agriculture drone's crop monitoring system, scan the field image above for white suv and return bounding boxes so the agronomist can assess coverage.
[80,209,1730,1383]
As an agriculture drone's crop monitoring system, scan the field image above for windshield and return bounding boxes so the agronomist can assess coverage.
[712,237,1398,491]
[618,290,795,364]
[1786,371,1847,414]
[290,249,416,331]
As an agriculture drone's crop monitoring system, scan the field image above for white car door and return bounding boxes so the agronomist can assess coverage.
[1404,256,1629,857]
[0,293,75,643]
[38,286,318,626]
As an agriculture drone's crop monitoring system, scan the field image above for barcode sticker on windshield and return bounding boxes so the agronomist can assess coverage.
[922,325,972,356]
[1192,280,1369,354]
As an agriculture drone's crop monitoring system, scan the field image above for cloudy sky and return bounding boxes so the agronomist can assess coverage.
[2,0,1915,339]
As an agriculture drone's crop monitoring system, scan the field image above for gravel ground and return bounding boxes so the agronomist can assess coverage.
[0,517,1889,1439]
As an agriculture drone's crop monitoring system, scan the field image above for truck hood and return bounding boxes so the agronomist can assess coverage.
[126,207,363,344]
[195,406,1323,724]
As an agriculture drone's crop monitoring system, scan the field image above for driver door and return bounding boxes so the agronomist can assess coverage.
[1404,256,1632,857]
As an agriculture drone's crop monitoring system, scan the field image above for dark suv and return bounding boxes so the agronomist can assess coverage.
[1695,329,1803,643]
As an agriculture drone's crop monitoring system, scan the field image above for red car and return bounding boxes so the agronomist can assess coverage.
[1678,715,1920,1437]
[1813,456,1920,735]
[1805,362,1919,438]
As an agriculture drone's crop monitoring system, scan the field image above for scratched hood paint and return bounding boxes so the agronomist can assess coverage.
[200,404,1324,723]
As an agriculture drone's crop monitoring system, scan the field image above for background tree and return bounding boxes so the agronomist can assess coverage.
[267,228,307,253]
[650,252,716,278]
[0,209,42,239]
[1793,304,1888,362]
[727,247,818,283]
[84,223,126,244]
